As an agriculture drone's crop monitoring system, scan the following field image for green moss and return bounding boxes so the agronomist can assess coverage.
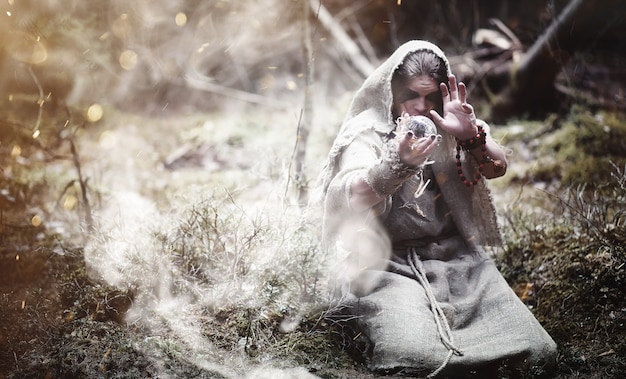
[497,164,626,378]
[532,110,626,187]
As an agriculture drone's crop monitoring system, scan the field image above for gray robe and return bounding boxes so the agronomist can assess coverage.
[311,40,557,377]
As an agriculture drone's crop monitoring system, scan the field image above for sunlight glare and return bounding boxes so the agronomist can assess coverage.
[11,145,21,158]
[99,130,117,149]
[86,104,104,122]
[119,50,138,70]
[175,12,187,27]
[112,13,131,39]
[31,214,42,227]
[64,194,78,210]
[7,31,47,64]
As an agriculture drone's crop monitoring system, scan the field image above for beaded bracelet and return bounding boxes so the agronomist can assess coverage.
[455,125,487,187]
[457,126,487,151]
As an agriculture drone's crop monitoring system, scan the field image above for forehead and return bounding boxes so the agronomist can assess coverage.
[404,75,439,93]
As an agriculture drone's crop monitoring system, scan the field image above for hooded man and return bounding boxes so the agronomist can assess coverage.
[313,40,556,378]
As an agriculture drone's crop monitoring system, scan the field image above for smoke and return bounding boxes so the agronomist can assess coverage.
[1,0,312,113]
[83,186,326,376]
[79,110,330,376]
[1,1,361,376]
[325,212,392,297]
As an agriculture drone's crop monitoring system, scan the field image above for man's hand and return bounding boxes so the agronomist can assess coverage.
[397,130,440,167]
[429,75,478,140]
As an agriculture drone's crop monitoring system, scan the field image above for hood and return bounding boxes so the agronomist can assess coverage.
[310,40,502,249]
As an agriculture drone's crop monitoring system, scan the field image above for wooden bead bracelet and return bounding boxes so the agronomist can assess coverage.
[455,125,487,187]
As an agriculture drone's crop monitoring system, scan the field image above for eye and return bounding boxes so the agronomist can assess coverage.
[399,90,420,103]
[425,92,441,104]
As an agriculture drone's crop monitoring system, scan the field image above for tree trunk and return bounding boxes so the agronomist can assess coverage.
[487,0,621,121]
[291,0,315,207]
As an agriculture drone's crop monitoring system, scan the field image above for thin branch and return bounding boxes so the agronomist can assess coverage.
[184,70,291,109]
[69,130,93,232]
[27,65,44,136]
[285,108,305,203]
[309,0,375,78]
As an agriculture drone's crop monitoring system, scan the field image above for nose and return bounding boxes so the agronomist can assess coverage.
[412,98,427,115]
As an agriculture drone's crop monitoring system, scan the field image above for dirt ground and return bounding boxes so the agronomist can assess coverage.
[1,97,625,378]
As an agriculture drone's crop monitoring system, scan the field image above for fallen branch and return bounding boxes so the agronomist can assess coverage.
[309,0,375,78]
[184,70,291,110]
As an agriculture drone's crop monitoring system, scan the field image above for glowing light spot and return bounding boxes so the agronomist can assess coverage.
[112,14,132,39]
[31,214,42,227]
[175,12,187,26]
[119,50,138,70]
[11,145,21,158]
[259,73,275,90]
[99,130,117,149]
[286,80,297,91]
[15,255,19,261]
[197,42,209,53]
[7,31,47,64]
[63,194,78,210]
[32,129,40,139]
[7,11,11,16]
[86,103,104,122]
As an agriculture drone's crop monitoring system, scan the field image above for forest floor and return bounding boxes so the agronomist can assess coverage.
[1,98,625,378]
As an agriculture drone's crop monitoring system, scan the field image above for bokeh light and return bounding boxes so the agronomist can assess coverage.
[63,194,78,210]
[31,214,42,227]
[175,12,187,26]
[119,50,138,71]
[86,104,104,122]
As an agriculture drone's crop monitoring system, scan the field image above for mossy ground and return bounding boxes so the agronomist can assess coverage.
[1,99,625,378]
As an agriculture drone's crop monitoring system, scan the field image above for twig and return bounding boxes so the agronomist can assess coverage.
[69,130,93,232]
[183,70,291,109]
[489,18,521,48]
[27,65,44,137]
[285,108,305,203]
[309,0,375,78]
[347,13,378,64]
[538,188,604,237]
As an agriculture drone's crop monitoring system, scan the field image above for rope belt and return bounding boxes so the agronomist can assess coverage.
[408,247,463,378]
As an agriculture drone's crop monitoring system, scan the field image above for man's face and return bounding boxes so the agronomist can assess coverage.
[393,75,441,118]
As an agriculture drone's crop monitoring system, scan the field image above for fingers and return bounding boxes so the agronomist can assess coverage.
[446,75,470,103]
[414,134,440,156]
[404,133,440,152]
[441,75,473,117]
[458,81,467,104]
[448,75,458,100]
[461,102,474,115]
[440,82,449,103]
[429,109,445,127]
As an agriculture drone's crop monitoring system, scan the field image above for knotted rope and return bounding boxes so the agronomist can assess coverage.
[408,248,463,378]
